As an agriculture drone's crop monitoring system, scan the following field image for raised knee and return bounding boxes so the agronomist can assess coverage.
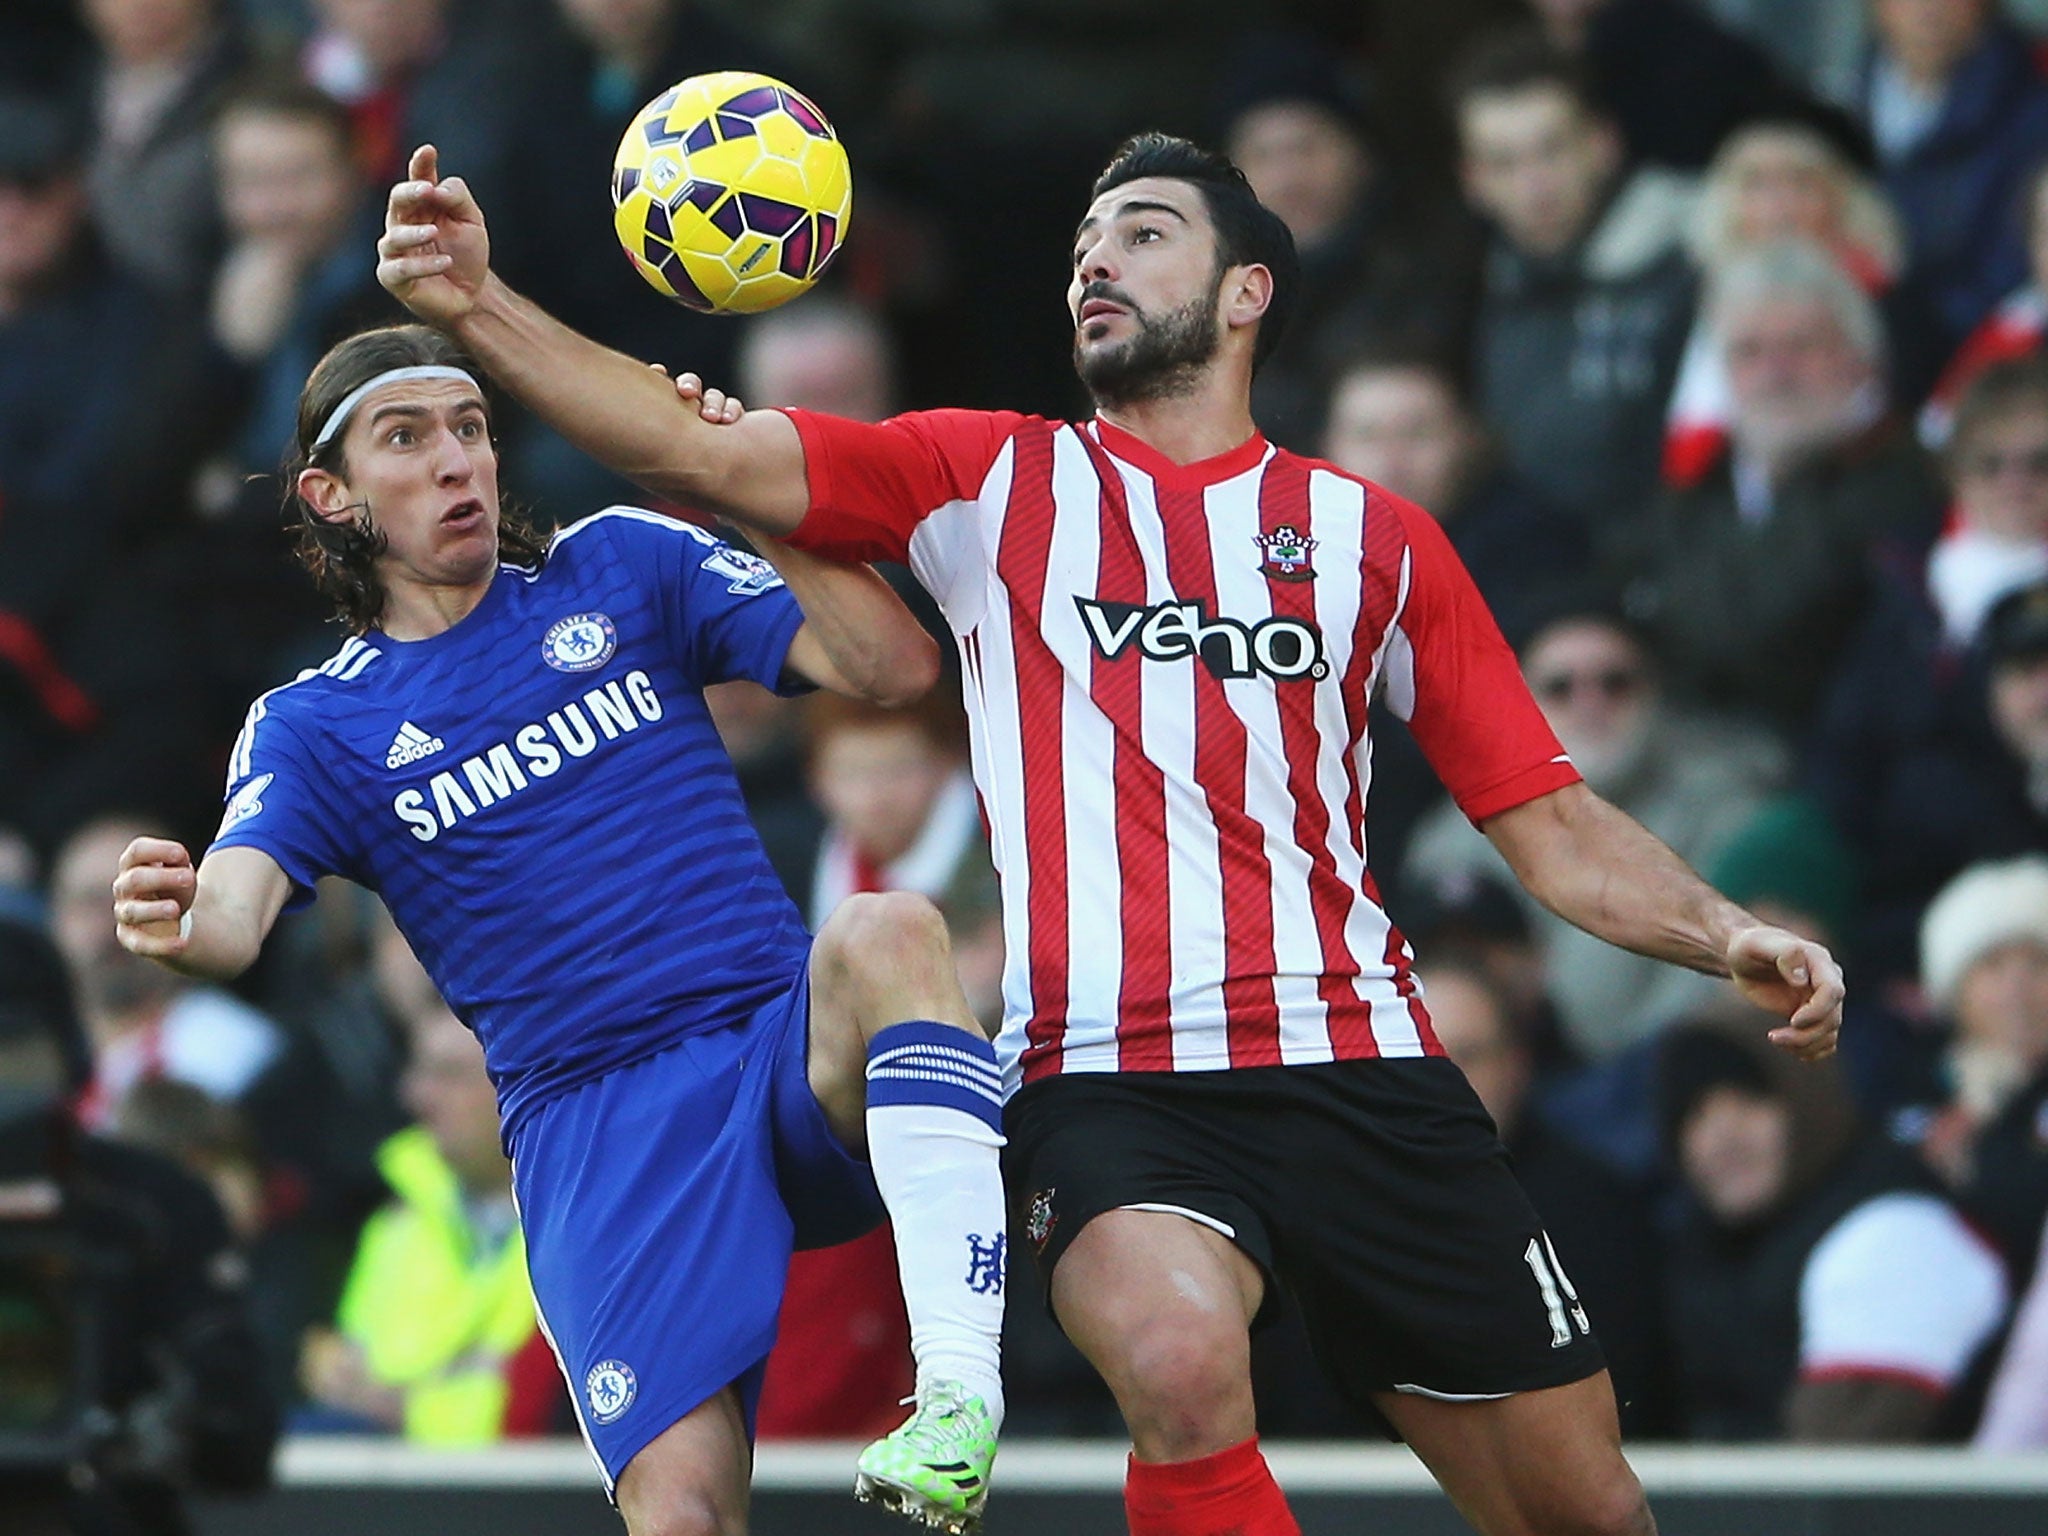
[1560,1466,1652,1536]
[629,1493,740,1536]
[1113,1319,1252,1447]
[817,890,950,984]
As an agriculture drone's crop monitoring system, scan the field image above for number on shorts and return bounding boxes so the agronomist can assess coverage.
[1523,1234,1590,1348]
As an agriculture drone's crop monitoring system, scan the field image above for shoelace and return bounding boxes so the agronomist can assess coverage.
[894,1388,974,1455]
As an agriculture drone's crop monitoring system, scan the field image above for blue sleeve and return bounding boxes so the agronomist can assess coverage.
[207,696,356,910]
[603,511,809,694]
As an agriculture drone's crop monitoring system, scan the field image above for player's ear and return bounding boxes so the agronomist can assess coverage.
[297,466,355,525]
[1224,262,1273,335]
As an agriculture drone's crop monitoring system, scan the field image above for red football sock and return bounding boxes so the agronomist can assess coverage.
[1124,1436,1301,1536]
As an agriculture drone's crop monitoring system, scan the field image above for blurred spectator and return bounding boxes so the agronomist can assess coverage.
[1813,573,2048,1000]
[205,79,390,479]
[1922,159,2048,445]
[1405,606,1782,1060]
[1659,1019,2008,1440]
[801,691,980,929]
[302,0,535,219]
[757,686,983,1439]
[1525,0,1794,170]
[0,911,276,1532]
[299,1003,558,1441]
[1215,33,1478,450]
[1977,1217,2048,1447]
[50,816,288,1132]
[0,91,216,849]
[1451,31,1697,529]
[1665,114,1905,485]
[1923,358,2048,643]
[1614,239,1942,731]
[1422,960,1673,1434]
[491,0,770,514]
[1696,0,1872,104]
[1912,856,2048,1277]
[1855,0,2048,378]
[737,294,897,424]
[80,0,244,296]
[702,298,914,902]
[183,80,395,750]
[1321,348,1590,643]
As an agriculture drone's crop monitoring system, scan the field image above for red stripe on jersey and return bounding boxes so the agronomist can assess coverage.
[998,426,1070,1081]
[1155,479,1283,1067]
[1257,456,1378,1059]
[1365,867,1441,1054]
[1079,437,1175,1070]
[1346,489,1409,864]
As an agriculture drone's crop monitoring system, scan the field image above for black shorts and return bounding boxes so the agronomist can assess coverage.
[1003,1056,1606,1406]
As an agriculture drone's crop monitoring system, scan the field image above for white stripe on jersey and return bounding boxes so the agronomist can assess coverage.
[1049,429,1121,1076]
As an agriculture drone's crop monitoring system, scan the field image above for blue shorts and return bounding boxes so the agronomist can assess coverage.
[510,967,885,1488]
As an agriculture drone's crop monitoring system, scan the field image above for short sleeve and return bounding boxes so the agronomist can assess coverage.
[784,407,1025,564]
[577,509,807,694]
[208,700,355,910]
[1377,495,1581,823]
[1798,1192,2010,1391]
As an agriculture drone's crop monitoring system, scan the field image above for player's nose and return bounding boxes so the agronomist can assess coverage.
[432,426,475,483]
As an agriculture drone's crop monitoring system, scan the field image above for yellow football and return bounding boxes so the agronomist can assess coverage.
[611,71,852,315]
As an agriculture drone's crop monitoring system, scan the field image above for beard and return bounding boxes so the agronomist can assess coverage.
[1073,286,1222,409]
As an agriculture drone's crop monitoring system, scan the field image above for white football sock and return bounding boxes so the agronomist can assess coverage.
[864,1021,1008,1424]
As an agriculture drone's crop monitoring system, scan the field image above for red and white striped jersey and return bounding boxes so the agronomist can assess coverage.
[786,408,1580,1093]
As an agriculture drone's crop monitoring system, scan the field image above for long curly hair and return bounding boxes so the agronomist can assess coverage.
[285,325,550,634]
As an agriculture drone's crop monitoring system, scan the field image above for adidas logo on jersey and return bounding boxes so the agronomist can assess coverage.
[385,721,446,770]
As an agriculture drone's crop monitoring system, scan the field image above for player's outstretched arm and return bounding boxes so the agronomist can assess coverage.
[113,839,290,982]
[754,533,940,705]
[377,146,811,535]
[1480,783,1845,1061]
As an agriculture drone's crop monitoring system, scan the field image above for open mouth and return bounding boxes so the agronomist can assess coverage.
[441,499,485,529]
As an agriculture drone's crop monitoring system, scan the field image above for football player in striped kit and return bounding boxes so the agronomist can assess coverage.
[378,132,1844,1536]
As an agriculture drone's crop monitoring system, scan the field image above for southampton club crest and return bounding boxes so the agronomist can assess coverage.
[543,612,618,673]
[1026,1188,1057,1252]
[1253,525,1318,583]
[585,1359,637,1424]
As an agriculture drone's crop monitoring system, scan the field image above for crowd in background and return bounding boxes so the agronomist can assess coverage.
[6,0,2048,1457]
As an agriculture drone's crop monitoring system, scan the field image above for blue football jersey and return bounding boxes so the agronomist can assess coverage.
[210,509,815,1139]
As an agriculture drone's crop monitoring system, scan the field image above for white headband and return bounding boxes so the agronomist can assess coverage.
[312,365,482,450]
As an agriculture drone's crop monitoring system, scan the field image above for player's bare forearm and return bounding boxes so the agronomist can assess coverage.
[1482,784,1748,975]
[377,147,810,531]
[450,275,811,531]
[1481,783,1845,1059]
[761,534,940,706]
[114,842,286,982]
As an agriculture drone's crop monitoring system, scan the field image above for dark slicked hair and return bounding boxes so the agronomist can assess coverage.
[1091,132,1300,371]
[1446,28,1601,124]
[285,325,549,635]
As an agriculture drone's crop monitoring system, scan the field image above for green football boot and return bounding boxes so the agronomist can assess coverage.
[853,1380,999,1534]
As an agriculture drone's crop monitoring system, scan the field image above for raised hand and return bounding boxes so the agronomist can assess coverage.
[377,144,491,326]
[113,837,197,960]
[1727,925,1846,1062]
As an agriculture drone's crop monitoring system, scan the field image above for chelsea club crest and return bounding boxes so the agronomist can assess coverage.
[586,1359,637,1423]
[543,612,617,672]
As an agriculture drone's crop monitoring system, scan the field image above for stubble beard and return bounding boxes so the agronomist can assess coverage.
[1074,291,1223,411]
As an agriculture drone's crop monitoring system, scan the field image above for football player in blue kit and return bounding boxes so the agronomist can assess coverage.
[110,323,1007,1535]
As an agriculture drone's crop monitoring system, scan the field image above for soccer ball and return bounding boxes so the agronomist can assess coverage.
[611,71,852,315]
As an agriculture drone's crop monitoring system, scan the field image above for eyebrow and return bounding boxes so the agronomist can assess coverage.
[1073,199,1191,243]
[366,396,488,427]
